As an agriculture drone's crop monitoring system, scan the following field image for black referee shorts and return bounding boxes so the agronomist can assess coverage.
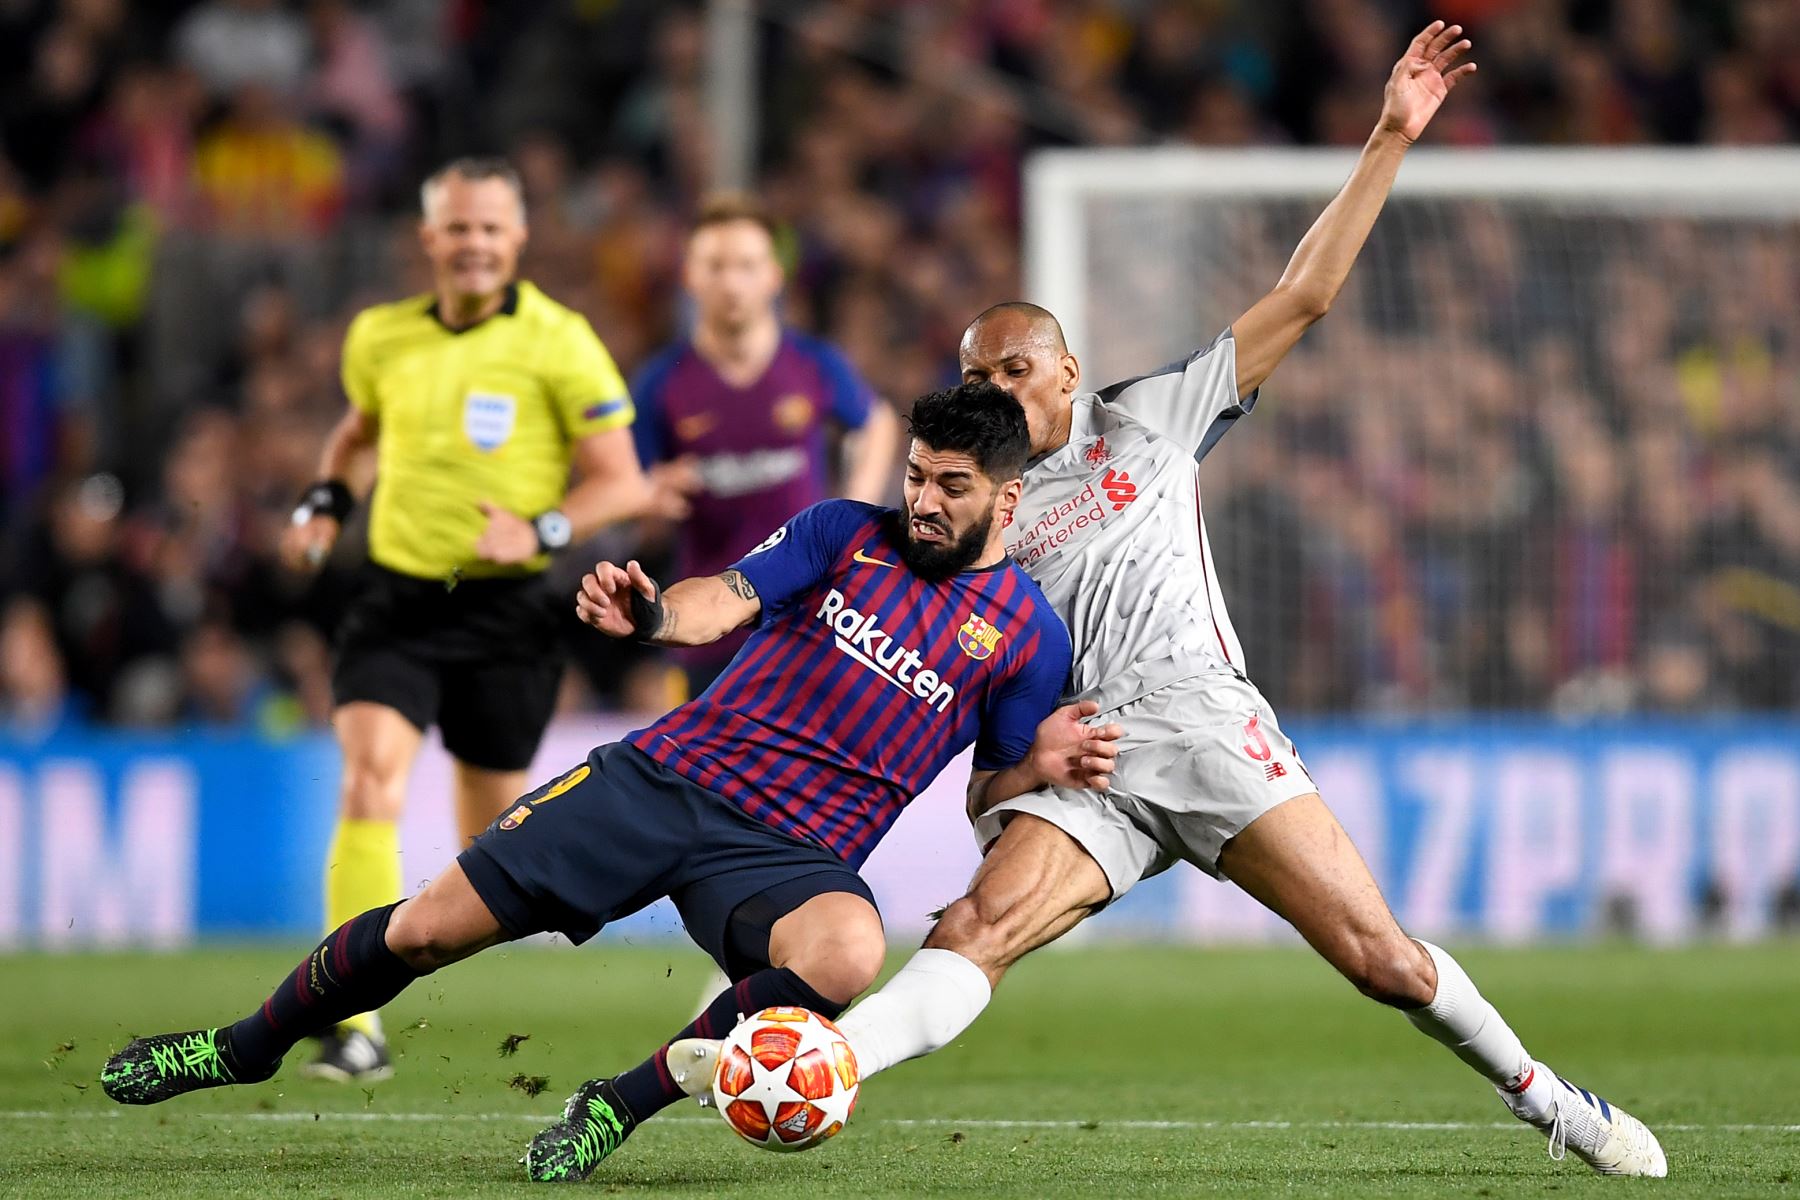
[331,563,564,771]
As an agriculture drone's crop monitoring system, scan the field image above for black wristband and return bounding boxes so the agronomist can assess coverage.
[627,574,666,642]
[293,479,355,524]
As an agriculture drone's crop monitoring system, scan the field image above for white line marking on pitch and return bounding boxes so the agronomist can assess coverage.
[2,1111,1796,1133]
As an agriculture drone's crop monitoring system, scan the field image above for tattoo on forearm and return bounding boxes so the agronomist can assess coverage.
[721,569,758,602]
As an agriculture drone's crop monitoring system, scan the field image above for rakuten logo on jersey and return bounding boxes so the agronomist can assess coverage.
[1008,469,1138,566]
[816,590,956,712]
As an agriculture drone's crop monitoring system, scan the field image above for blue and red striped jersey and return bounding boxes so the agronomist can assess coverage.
[627,500,1071,867]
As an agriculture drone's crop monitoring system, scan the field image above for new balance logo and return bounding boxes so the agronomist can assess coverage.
[852,548,895,568]
[816,589,956,711]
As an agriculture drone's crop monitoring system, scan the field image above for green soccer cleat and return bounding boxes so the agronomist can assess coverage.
[100,1028,273,1105]
[524,1078,638,1183]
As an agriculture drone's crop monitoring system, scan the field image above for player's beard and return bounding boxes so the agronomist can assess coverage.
[900,503,995,581]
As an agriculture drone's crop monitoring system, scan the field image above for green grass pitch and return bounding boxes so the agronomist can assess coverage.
[3,942,1797,1198]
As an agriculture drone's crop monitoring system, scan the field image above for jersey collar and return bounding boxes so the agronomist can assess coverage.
[427,283,520,333]
[1026,394,1097,471]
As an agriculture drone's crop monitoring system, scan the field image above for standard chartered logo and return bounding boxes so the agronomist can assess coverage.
[815,589,956,712]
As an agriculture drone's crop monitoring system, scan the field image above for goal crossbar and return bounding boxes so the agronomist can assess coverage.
[1025,147,1800,360]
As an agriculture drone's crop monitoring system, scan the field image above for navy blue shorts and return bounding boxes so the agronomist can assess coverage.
[458,742,877,977]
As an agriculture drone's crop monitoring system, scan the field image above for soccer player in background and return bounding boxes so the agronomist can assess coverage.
[679,22,1667,1178]
[276,158,687,1083]
[633,193,901,698]
[103,385,1120,1185]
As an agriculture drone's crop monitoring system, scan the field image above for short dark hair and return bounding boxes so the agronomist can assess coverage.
[692,191,779,241]
[905,382,1031,482]
[421,157,525,218]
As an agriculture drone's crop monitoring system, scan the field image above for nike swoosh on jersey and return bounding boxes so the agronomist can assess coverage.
[852,549,896,568]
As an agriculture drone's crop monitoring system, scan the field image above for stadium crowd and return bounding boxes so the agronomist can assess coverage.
[3,0,1799,734]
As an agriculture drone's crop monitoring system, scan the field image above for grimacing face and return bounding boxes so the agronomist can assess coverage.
[686,218,783,333]
[419,176,526,303]
[900,442,1021,579]
[958,310,1081,453]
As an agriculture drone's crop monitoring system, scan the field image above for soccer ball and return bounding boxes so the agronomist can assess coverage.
[713,1006,859,1152]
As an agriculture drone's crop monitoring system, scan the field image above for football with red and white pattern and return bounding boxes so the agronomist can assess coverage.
[713,1006,860,1152]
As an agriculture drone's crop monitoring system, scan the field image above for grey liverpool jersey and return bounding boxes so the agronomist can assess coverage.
[1003,329,1257,714]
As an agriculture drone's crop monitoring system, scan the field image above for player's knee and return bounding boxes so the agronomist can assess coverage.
[340,758,407,821]
[384,898,466,973]
[1342,935,1435,1008]
[794,932,885,1006]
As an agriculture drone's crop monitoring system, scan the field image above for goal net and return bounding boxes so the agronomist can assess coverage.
[1025,149,1800,718]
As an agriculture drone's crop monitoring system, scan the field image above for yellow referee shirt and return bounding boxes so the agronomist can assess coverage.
[340,281,633,580]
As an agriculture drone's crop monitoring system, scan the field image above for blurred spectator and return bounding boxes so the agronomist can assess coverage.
[1,21,104,192]
[1638,620,1731,713]
[0,225,69,521]
[178,618,278,728]
[270,620,334,727]
[1691,447,1800,707]
[306,0,407,202]
[175,0,309,100]
[1612,0,1704,142]
[81,63,203,225]
[193,84,346,237]
[13,473,178,719]
[1543,423,1637,682]
[0,596,81,737]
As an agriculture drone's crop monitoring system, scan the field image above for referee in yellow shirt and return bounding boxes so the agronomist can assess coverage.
[279,158,682,1082]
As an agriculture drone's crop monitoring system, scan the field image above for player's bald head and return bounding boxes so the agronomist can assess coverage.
[961,301,1067,360]
[959,301,1081,455]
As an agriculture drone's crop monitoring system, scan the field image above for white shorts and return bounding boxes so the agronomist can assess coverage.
[973,672,1316,898]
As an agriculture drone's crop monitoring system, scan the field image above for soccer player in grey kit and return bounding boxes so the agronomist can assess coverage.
[674,21,1666,1178]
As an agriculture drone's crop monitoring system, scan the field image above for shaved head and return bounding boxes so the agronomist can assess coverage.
[963,301,1067,357]
[959,300,1081,454]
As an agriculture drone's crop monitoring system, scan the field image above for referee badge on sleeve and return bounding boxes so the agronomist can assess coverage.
[464,392,517,452]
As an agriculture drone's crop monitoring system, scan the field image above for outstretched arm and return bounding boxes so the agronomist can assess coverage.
[1231,20,1475,398]
[575,560,761,646]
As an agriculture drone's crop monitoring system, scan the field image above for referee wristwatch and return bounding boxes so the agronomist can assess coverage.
[533,509,573,553]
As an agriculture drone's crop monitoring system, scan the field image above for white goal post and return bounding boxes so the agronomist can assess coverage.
[1026,147,1800,385]
[1023,146,1800,718]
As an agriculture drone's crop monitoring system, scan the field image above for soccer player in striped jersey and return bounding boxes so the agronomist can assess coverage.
[757,22,1667,1179]
[100,384,1121,1181]
[633,193,901,698]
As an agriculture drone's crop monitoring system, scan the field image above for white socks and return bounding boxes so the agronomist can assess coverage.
[835,948,992,1079]
[834,940,1555,1118]
[1406,940,1554,1121]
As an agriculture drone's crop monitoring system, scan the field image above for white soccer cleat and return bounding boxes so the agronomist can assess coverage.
[666,1037,724,1104]
[1501,1064,1667,1177]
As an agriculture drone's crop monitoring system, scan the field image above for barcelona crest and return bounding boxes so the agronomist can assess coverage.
[957,613,1003,661]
